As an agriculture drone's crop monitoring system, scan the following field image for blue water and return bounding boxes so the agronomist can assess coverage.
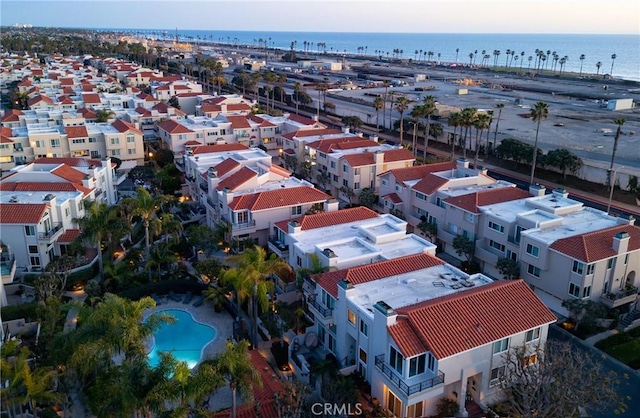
[106,29,640,81]
[147,309,216,369]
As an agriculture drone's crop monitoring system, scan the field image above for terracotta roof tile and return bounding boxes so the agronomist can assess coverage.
[135,107,153,117]
[216,167,257,191]
[0,181,92,196]
[192,143,249,155]
[381,162,457,182]
[183,140,202,146]
[226,115,251,130]
[112,119,143,135]
[28,94,54,106]
[201,104,222,113]
[228,186,330,211]
[286,114,320,125]
[444,187,530,214]
[383,148,416,163]
[391,280,557,359]
[2,109,23,122]
[157,119,194,134]
[213,158,241,177]
[274,206,379,233]
[81,93,101,104]
[226,103,251,111]
[269,165,291,177]
[65,126,89,139]
[52,165,87,183]
[282,128,341,140]
[307,137,372,153]
[342,152,374,167]
[57,229,81,243]
[34,157,102,167]
[78,107,98,119]
[317,253,444,298]
[381,193,403,204]
[0,203,48,224]
[248,115,276,127]
[549,224,640,263]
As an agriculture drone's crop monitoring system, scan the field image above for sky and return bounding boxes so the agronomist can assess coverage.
[2,0,639,34]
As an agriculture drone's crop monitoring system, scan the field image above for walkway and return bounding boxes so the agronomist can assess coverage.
[584,329,620,346]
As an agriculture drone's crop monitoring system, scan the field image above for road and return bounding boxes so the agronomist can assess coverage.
[549,326,640,418]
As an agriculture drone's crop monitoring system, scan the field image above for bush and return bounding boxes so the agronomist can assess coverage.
[595,332,633,349]
[65,263,100,290]
[117,280,207,300]
[435,397,459,417]
[1,302,39,321]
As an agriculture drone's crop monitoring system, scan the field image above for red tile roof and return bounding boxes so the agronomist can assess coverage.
[381,162,457,183]
[286,114,319,125]
[226,115,251,130]
[157,119,194,134]
[226,103,251,111]
[274,206,379,233]
[28,94,54,106]
[192,143,249,155]
[52,165,87,183]
[248,115,276,127]
[444,187,530,214]
[0,203,48,224]
[183,140,202,146]
[306,137,372,153]
[65,126,89,139]
[317,253,444,298]
[60,78,75,86]
[269,165,291,177]
[390,280,556,359]
[34,157,102,167]
[228,186,330,212]
[381,193,403,204]
[382,148,416,163]
[112,119,143,135]
[412,174,450,195]
[57,229,81,243]
[549,224,640,263]
[78,107,98,119]
[216,167,257,191]
[81,93,101,104]
[1,127,14,143]
[0,181,92,196]
[2,109,23,122]
[342,153,375,167]
[281,128,341,140]
[213,158,241,177]
[201,104,222,113]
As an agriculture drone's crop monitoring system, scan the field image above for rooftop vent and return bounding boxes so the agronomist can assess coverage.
[9,195,18,203]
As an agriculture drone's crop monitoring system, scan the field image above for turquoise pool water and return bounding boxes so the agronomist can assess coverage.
[147,309,216,369]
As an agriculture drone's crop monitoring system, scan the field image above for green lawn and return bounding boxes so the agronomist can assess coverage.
[602,339,640,369]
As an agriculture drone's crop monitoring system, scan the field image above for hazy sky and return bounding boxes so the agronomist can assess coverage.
[2,0,639,34]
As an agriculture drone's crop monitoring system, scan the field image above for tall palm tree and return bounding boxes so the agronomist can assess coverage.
[493,103,505,148]
[610,53,617,76]
[373,96,384,133]
[579,54,586,76]
[227,245,288,347]
[459,107,478,159]
[221,267,252,321]
[146,243,179,281]
[529,101,549,185]
[293,82,302,114]
[595,61,602,75]
[473,113,492,165]
[422,95,437,163]
[448,112,462,161]
[212,341,262,418]
[160,213,183,245]
[131,187,169,260]
[395,96,410,147]
[608,118,626,187]
[382,80,390,129]
[409,104,425,157]
[77,202,116,277]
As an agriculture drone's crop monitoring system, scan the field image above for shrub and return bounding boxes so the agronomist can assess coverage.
[65,263,100,290]
[1,302,39,321]
[117,280,206,300]
[435,397,459,417]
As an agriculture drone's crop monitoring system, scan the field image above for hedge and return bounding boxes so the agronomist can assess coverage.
[1,302,39,322]
[117,280,207,300]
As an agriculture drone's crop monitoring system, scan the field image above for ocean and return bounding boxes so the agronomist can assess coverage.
[111,29,640,82]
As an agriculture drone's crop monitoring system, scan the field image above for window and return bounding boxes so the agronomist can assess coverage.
[506,249,517,261]
[387,391,402,418]
[407,402,423,418]
[389,347,404,374]
[569,283,581,298]
[110,137,119,145]
[583,286,591,298]
[126,134,135,143]
[347,309,356,325]
[586,264,595,275]
[525,327,540,342]
[328,334,335,352]
[354,168,360,175]
[330,161,336,169]
[35,140,45,148]
[381,178,388,187]
[416,192,427,201]
[490,366,505,387]
[522,354,537,367]
[50,139,60,148]
[360,319,368,336]
[291,205,302,216]
[493,338,509,354]
[72,138,86,144]
[464,212,475,223]
[343,179,348,187]
[527,264,540,277]
[28,245,38,254]
[489,240,505,253]
[525,243,540,257]
[332,175,338,182]
[318,152,326,159]
[354,182,360,190]
[607,258,614,269]
[127,148,136,155]
[88,137,98,143]
[30,256,41,266]
[624,254,629,265]
[236,211,248,224]
[25,225,36,236]
[572,260,584,275]
[515,225,525,243]
[111,149,121,156]
[408,354,426,377]
[296,256,302,267]
[65,207,70,217]
[359,348,367,363]
[488,221,504,233]
[436,197,445,208]
[427,353,435,371]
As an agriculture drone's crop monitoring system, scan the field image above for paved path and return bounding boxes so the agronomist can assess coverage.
[584,329,620,346]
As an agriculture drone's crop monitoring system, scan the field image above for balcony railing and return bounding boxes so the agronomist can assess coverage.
[232,219,256,230]
[199,183,209,192]
[38,223,63,240]
[602,286,638,301]
[307,296,333,318]
[268,236,289,254]
[374,354,445,396]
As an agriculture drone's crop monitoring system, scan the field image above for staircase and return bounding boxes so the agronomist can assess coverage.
[619,308,640,330]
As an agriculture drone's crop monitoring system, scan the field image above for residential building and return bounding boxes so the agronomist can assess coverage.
[293,252,556,417]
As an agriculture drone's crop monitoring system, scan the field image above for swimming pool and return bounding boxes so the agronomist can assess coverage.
[147,309,217,369]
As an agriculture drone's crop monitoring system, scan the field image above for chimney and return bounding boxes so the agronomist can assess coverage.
[529,183,546,197]
[612,231,630,254]
[324,198,339,212]
[342,126,350,134]
[456,157,469,170]
[374,149,384,165]
[552,188,569,198]
[616,214,636,226]
[208,167,217,178]
[288,220,302,234]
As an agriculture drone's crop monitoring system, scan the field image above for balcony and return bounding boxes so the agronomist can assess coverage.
[112,170,127,185]
[600,286,639,308]
[1,254,16,284]
[475,245,500,266]
[268,236,289,258]
[38,223,63,241]
[199,183,209,193]
[95,188,103,197]
[374,355,445,396]
[232,219,256,231]
[307,296,333,319]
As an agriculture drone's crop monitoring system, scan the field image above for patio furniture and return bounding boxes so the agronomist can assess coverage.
[183,291,193,304]
[151,293,163,305]
[192,295,204,307]
[169,291,182,302]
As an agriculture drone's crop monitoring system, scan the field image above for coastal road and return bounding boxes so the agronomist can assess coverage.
[549,326,640,418]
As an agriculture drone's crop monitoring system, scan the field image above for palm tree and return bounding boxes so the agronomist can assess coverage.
[131,187,169,260]
[221,267,252,321]
[473,113,492,165]
[160,213,183,245]
[227,245,288,347]
[579,54,586,75]
[459,107,478,159]
[212,341,262,418]
[409,104,425,157]
[146,243,179,281]
[96,109,115,123]
[395,96,410,147]
[596,61,602,75]
[365,94,382,134]
[447,112,462,161]
[608,118,626,187]
[493,103,505,148]
[529,101,549,185]
[610,53,617,76]
[293,82,302,114]
[382,80,390,129]
[77,202,116,277]
[422,95,437,163]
